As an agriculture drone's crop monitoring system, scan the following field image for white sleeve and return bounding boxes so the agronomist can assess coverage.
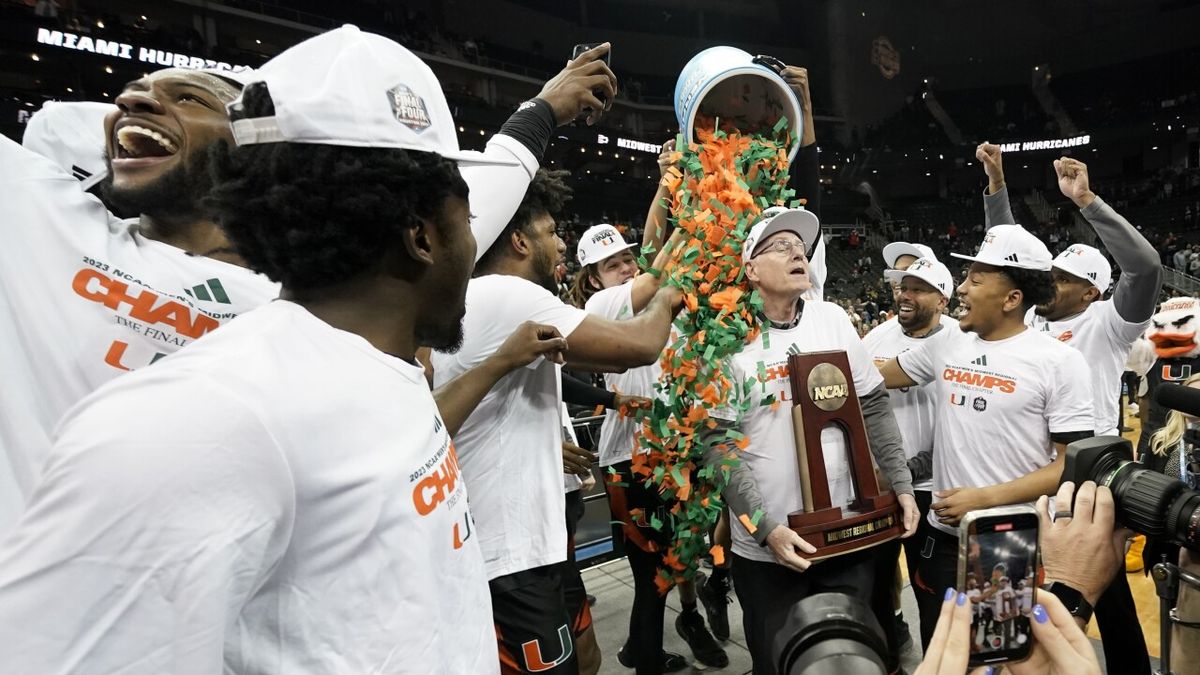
[1098,299,1152,349]
[801,234,827,302]
[896,336,938,386]
[1046,348,1096,434]
[462,135,539,263]
[0,384,293,672]
[583,283,634,321]
[512,281,589,339]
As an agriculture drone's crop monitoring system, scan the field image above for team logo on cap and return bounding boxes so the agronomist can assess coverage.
[386,84,431,132]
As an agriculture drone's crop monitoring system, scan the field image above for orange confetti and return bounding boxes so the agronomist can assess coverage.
[738,513,758,535]
[710,544,725,567]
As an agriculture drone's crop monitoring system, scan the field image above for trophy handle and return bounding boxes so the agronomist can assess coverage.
[791,406,815,513]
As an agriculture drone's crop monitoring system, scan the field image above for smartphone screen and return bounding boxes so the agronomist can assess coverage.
[959,507,1039,665]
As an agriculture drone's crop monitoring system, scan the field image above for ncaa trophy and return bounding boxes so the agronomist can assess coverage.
[786,350,902,559]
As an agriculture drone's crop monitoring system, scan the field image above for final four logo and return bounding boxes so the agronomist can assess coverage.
[386,83,431,132]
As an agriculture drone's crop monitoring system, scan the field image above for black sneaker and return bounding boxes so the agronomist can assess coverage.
[676,609,730,668]
[696,571,732,641]
[616,642,687,672]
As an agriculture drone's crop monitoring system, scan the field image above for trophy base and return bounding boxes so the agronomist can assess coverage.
[788,492,902,561]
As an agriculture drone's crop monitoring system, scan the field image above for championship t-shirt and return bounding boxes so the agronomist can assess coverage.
[0,136,279,534]
[430,275,589,579]
[862,314,960,491]
[584,282,662,467]
[0,301,495,674]
[718,300,885,563]
[1026,299,1149,435]
[897,328,1093,533]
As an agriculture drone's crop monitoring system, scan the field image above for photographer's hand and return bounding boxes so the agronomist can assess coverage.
[1037,481,1128,611]
[765,525,816,573]
[1006,592,1101,675]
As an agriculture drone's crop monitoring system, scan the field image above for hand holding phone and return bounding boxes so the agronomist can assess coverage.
[957,506,1040,666]
[534,43,616,127]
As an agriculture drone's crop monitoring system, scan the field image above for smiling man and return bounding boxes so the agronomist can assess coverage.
[429,170,683,674]
[1,45,615,536]
[876,223,1094,649]
[0,68,278,536]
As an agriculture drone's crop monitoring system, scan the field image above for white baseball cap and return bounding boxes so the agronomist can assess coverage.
[22,101,115,191]
[882,241,936,269]
[577,224,636,266]
[1051,243,1112,294]
[950,224,1052,271]
[884,257,955,299]
[228,25,516,167]
[742,206,820,264]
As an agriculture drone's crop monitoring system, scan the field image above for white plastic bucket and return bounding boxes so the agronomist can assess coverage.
[674,46,803,163]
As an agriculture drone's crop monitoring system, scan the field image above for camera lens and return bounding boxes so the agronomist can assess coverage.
[773,593,888,675]
[1062,437,1200,551]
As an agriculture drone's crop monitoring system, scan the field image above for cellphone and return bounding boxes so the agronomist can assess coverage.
[571,42,611,66]
[957,505,1040,666]
[570,43,611,123]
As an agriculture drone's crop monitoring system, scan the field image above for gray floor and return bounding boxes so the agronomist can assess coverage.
[585,560,1152,674]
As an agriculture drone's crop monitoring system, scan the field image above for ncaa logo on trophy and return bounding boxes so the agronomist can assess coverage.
[787,351,903,559]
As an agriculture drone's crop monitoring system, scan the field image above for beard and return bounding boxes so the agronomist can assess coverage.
[418,310,466,354]
[100,147,213,224]
[531,242,560,295]
[898,302,938,332]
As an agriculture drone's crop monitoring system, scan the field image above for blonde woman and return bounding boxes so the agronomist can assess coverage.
[1142,373,1200,574]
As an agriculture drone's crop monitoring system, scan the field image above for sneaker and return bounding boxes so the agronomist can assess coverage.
[696,571,732,641]
[676,609,730,668]
[616,642,687,672]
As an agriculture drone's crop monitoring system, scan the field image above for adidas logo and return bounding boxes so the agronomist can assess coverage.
[71,165,92,182]
[786,343,802,356]
[970,355,988,366]
[184,278,232,304]
[1087,272,1097,280]
[1003,253,1020,263]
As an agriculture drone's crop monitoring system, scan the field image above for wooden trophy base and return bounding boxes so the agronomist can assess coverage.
[787,492,902,561]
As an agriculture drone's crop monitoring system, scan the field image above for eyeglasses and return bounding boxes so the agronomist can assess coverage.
[753,238,807,259]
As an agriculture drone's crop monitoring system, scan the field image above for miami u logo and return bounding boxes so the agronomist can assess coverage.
[950,394,967,406]
[1163,364,1193,382]
[521,624,573,672]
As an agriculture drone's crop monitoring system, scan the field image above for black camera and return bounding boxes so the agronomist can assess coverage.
[773,593,889,675]
[1061,436,1200,552]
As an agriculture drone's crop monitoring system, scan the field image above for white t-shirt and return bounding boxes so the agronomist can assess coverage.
[0,301,495,674]
[584,282,662,467]
[1026,300,1149,435]
[897,328,1094,534]
[968,588,983,617]
[0,136,279,535]
[719,300,885,563]
[862,314,960,491]
[431,275,589,579]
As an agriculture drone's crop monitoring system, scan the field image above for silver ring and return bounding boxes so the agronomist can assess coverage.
[1053,510,1073,522]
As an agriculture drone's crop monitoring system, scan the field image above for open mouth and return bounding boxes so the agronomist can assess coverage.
[898,301,916,321]
[955,299,971,319]
[789,266,807,278]
[114,124,179,162]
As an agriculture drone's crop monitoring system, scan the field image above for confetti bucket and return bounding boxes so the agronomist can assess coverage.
[673,46,803,163]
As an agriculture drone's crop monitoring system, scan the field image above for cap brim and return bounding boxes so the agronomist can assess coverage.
[950,251,1051,271]
[883,242,924,268]
[441,148,521,167]
[759,209,820,256]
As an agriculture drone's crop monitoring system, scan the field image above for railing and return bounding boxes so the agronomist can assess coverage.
[1163,266,1200,295]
